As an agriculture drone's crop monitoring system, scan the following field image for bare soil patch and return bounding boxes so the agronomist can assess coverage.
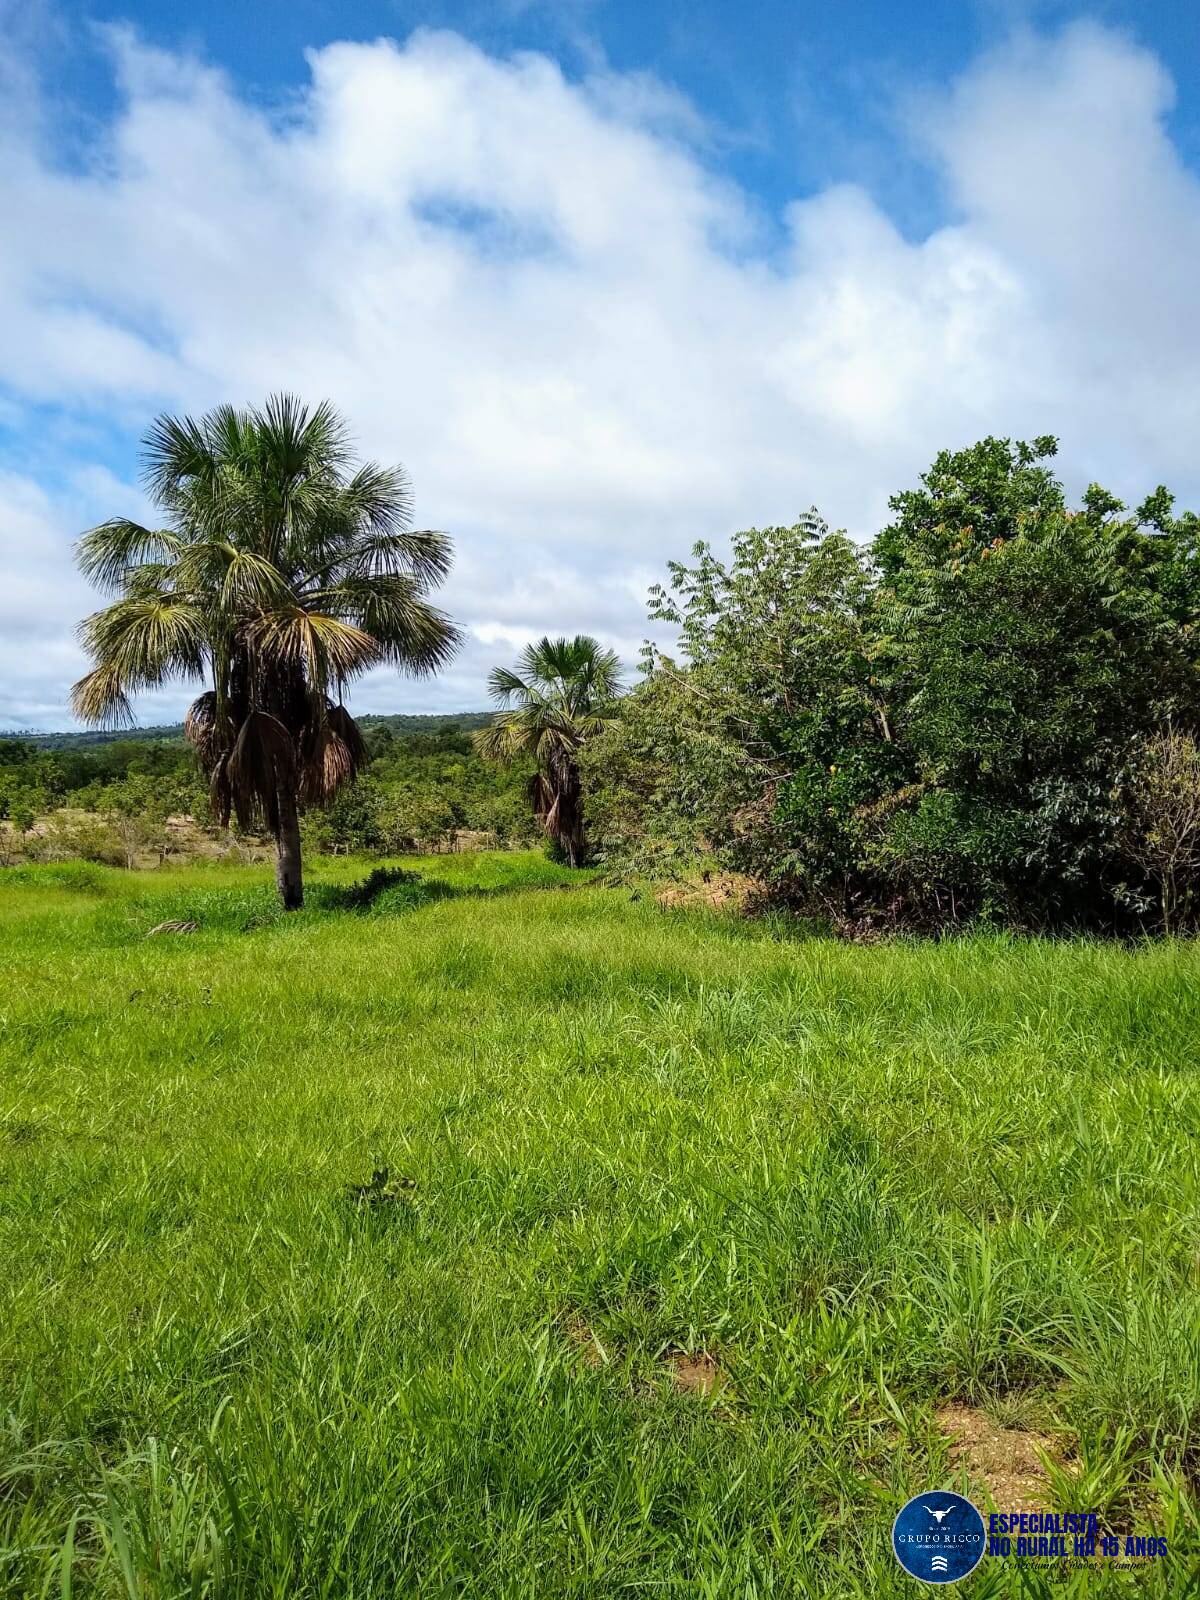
[655,874,760,914]
[667,1350,723,1396]
[564,1317,610,1371]
[937,1402,1058,1514]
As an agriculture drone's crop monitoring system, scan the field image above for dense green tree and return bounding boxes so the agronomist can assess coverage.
[873,439,1200,922]
[589,441,1200,931]
[70,395,459,906]
[629,514,904,901]
[580,664,717,874]
[873,434,1065,582]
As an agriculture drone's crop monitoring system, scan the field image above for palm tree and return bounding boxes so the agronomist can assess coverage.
[476,635,622,866]
[71,395,459,908]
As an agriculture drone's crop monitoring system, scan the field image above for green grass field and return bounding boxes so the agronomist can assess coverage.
[2,852,1199,1597]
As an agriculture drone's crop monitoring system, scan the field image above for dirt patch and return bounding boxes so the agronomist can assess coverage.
[449,828,500,852]
[937,1402,1058,1514]
[655,874,760,914]
[564,1325,730,1404]
[667,1350,722,1396]
[564,1317,610,1371]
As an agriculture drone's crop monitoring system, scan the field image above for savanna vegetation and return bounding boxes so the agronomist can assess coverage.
[23,421,1200,936]
[3,410,1200,1590]
[0,719,536,869]
[2,853,1199,1596]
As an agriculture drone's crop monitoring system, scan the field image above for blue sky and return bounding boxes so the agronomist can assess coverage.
[3,0,1200,726]
[34,0,1200,229]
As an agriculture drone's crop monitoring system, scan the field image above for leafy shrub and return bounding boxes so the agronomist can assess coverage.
[587,437,1200,932]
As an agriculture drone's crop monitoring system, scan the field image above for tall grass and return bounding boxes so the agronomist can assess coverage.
[1,853,1198,1595]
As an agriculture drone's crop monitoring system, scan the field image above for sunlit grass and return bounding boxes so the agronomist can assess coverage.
[1,852,1198,1595]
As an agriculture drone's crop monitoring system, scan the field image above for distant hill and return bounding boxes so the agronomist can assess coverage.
[0,711,494,750]
[359,711,494,736]
[0,724,187,751]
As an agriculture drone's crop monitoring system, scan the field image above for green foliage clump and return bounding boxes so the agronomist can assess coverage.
[301,722,539,855]
[587,437,1200,931]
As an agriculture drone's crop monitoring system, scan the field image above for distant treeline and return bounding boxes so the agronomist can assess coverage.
[0,716,534,865]
[1,710,494,749]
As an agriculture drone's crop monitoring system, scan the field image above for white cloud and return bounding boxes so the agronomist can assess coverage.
[1,20,1199,726]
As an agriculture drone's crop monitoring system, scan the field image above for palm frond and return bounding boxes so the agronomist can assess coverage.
[299,706,366,806]
[69,663,134,729]
[245,608,381,691]
[326,703,367,768]
[76,596,207,690]
[184,691,234,769]
[253,393,353,480]
[474,718,527,764]
[339,462,416,537]
[123,562,185,599]
[203,403,254,467]
[532,772,557,828]
[315,576,461,674]
[142,411,216,506]
[486,665,548,708]
[215,545,293,610]
[340,527,454,588]
[75,520,184,594]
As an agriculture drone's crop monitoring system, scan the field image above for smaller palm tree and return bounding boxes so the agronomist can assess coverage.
[476,635,622,866]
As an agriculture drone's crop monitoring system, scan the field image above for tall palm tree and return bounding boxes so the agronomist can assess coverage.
[71,394,459,908]
[476,635,622,866]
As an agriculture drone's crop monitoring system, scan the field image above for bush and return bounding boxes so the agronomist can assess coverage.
[587,438,1200,932]
[27,813,129,867]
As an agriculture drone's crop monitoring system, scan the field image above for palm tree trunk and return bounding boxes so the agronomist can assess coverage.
[565,765,586,868]
[274,781,304,910]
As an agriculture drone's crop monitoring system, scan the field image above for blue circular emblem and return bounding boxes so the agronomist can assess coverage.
[892,1491,985,1584]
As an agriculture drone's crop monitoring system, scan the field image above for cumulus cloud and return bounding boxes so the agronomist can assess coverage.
[1,20,1198,725]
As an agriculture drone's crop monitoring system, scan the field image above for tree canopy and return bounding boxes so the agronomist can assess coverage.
[584,438,1200,932]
